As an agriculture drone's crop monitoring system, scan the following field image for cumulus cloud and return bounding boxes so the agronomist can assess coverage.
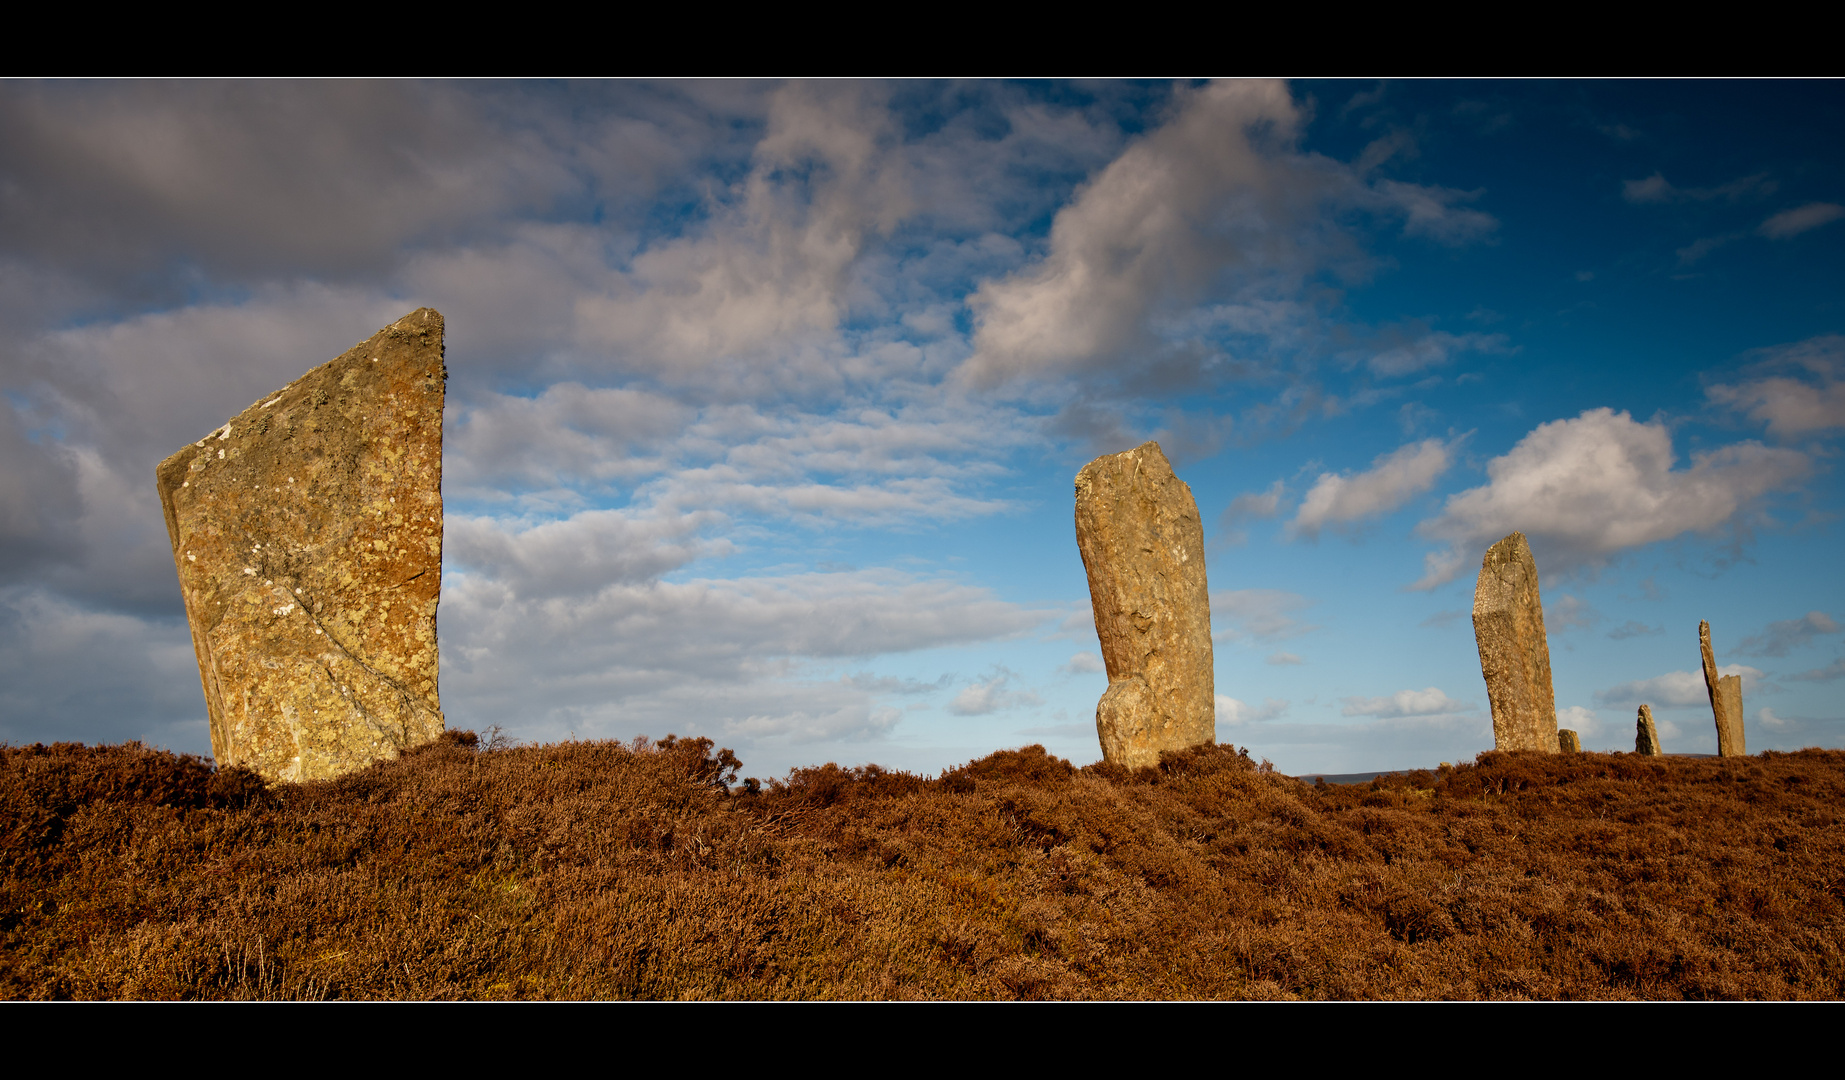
[1289,438,1453,540]
[1555,705,1601,740]
[1060,652,1105,675]
[1734,611,1840,658]
[1758,202,1845,239]
[1707,334,1845,438]
[1211,589,1318,642]
[1340,687,1475,718]
[1216,695,1289,725]
[1414,408,1809,588]
[1596,665,1768,707]
[961,80,1497,388]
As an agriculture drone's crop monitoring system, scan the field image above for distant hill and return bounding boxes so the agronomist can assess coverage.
[4,734,1842,999]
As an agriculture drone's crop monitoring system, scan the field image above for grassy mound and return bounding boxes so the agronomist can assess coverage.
[4,733,1843,999]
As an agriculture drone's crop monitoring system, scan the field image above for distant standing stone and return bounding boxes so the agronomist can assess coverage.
[157,309,447,783]
[1074,442,1215,769]
[1700,620,1747,757]
[1558,729,1582,753]
[1472,532,1558,753]
[1635,704,1664,756]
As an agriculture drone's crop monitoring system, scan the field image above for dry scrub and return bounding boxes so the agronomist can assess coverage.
[4,733,1844,999]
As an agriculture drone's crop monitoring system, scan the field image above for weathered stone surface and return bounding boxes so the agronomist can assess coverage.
[157,309,447,783]
[1701,620,1746,757]
[1074,441,1215,769]
[1635,704,1664,756]
[1558,729,1582,753]
[1472,532,1558,753]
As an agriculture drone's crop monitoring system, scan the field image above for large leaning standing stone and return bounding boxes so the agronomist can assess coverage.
[1635,704,1664,756]
[157,309,447,783]
[1074,441,1215,769]
[1700,620,1746,757]
[1472,531,1558,753]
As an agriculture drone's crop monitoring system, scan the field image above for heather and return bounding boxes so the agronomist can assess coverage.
[4,734,1843,999]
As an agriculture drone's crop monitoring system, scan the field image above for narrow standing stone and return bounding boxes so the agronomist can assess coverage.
[1472,532,1559,752]
[157,309,447,783]
[1700,620,1747,757]
[1635,704,1664,756]
[1558,729,1582,753]
[1074,442,1215,769]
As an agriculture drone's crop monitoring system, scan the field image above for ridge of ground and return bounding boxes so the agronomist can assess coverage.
[4,734,1842,1000]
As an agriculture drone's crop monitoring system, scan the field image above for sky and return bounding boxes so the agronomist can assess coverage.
[1,79,1841,779]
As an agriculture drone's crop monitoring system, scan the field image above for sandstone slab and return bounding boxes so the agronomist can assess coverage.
[1473,532,1558,753]
[1074,442,1214,768]
[157,309,447,782]
[1558,729,1582,753]
[1635,704,1664,756]
[1700,620,1746,757]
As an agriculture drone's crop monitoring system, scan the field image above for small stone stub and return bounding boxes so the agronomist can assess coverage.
[157,309,447,783]
[1473,532,1559,753]
[1700,620,1747,757]
[1074,442,1215,769]
[1635,704,1664,756]
[1557,729,1582,753]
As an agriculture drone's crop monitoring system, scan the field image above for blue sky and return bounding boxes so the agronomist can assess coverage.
[2,80,1841,776]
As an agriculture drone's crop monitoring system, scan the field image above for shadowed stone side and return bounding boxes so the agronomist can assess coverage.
[1700,620,1746,757]
[1075,442,1215,769]
[157,309,447,783]
[1636,704,1664,756]
[1558,729,1582,753]
[1472,532,1558,753]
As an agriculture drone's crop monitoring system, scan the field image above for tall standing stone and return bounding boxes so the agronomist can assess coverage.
[157,309,447,783]
[1635,704,1664,756]
[1074,442,1215,769]
[1472,532,1558,752]
[1700,620,1746,757]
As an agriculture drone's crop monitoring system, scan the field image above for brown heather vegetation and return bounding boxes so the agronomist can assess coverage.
[4,732,1845,1000]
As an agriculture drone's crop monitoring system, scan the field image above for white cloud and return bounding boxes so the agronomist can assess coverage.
[962,80,1307,385]
[948,667,1043,716]
[1758,202,1845,239]
[1216,480,1284,545]
[1289,438,1453,539]
[1372,180,1498,245]
[1216,695,1289,725]
[1266,652,1304,666]
[1621,171,1774,205]
[1707,334,1845,438]
[1548,594,1600,633]
[1364,330,1508,377]
[1595,665,1768,707]
[446,509,729,599]
[1788,656,1845,683]
[1757,707,1793,730]
[1414,408,1809,587]
[1211,589,1318,642]
[1556,705,1601,740]
[1340,687,1474,718]
[961,80,1498,389]
[1060,652,1105,675]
